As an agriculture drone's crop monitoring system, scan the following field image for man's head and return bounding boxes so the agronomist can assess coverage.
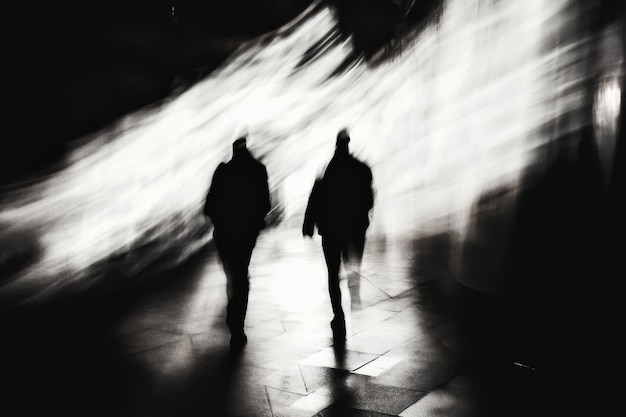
[233,137,247,155]
[336,129,350,155]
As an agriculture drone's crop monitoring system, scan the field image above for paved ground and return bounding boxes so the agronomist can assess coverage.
[0,220,617,416]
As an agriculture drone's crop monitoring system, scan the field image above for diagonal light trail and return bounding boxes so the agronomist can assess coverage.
[0,0,595,304]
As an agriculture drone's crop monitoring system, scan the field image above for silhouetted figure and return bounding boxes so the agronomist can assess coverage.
[204,137,271,352]
[303,129,374,341]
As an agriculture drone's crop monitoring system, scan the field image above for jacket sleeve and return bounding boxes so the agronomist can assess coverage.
[260,166,271,221]
[303,178,321,236]
[203,163,224,220]
[365,167,374,211]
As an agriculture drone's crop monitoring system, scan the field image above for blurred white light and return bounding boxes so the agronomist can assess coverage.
[0,0,594,303]
[594,77,622,184]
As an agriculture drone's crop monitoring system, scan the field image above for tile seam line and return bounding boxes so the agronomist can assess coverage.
[298,363,310,392]
[348,269,394,299]
[265,385,276,417]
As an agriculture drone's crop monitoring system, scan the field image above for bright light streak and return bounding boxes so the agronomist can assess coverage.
[0,0,596,303]
[594,77,622,183]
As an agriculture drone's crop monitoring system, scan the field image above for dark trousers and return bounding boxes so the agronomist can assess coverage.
[214,230,258,336]
[322,234,366,320]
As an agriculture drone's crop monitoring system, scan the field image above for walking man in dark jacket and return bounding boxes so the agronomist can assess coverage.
[303,129,374,341]
[204,136,271,351]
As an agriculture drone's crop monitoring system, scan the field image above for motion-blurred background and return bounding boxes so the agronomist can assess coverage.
[1,0,624,385]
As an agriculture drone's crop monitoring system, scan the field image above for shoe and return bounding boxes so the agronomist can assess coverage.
[330,317,346,340]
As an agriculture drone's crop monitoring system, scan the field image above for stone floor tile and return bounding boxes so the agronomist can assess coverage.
[373,349,459,391]
[333,374,427,415]
[245,306,283,322]
[299,365,350,393]
[243,353,298,372]
[244,323,286,342]
[373,293,418,312]
[260,364,309,395]
[266,386,306,415]
[398,375,479,417]
[245,317,287,332]
[189,328,230,354]
[275,393,336,417]
[300,347,378,371]
[384,336,451,360]
[365,274,417,298]
[119,328,189,356]
[318,407,397,416]
[349,307,398,331]
[347,276,393,308]
[345,326,415,355]
[223,382,274,417]
[353,356,403,377]
[132,337,196,377]
[350,318,419,349]
[175,314,224,335]
[281,315,334,334]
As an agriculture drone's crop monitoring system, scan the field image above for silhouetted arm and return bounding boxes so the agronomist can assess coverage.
[303,179,321,237]
[365,167,374,211]
[203,163,225,222]
[260,166,271,220]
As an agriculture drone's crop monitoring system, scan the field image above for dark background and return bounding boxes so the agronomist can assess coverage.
[1,0,312,185]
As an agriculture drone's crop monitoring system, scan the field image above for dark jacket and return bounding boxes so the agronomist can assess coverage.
[303,153,374,238]
[204,150,271,235]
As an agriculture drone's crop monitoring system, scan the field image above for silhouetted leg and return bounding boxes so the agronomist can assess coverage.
[322,236,343,318]
[215,237,239,334]
[229,269,250,336]
[342,234,365,272]
[215,232,257,344]
[222,259,238,331]
[343,234,365,309]
[323,236,346,339]
[231,234,256,337]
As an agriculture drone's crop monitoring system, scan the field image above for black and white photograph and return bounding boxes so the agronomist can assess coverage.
[1,0,624,416]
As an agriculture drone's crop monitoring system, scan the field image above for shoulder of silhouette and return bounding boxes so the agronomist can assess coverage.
[235,151,266,168]
[248,157,268,178]
[351,155,371,168]
[348,155,373,177]
[250,155,267,169]
[213,161,227,176]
